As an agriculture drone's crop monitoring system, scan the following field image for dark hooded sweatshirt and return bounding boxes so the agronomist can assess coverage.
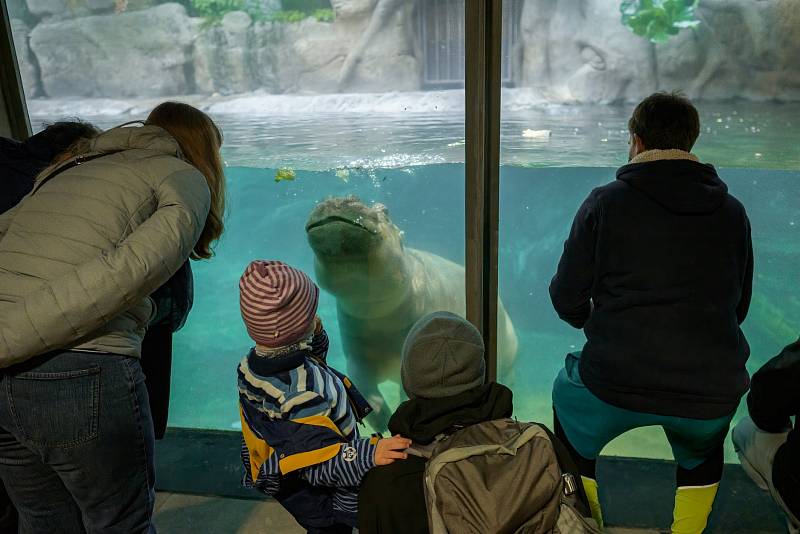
[747,338,800,519]
[358,384,513,534]
[550,155,753,419]
[0,136,52,214]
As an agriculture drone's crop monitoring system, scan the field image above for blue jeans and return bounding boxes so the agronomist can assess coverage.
[0,351,156,533]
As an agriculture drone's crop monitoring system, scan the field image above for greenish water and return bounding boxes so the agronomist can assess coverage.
[171,163,799,464]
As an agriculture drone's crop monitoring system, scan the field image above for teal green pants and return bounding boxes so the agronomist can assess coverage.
[552,352,734,470]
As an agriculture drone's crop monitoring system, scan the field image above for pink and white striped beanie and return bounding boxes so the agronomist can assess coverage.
[239,260,319,348]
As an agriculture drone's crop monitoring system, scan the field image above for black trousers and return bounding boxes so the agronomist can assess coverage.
[140,324,173,440]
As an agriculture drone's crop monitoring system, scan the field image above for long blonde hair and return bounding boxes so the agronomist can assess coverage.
[146,102,226,260]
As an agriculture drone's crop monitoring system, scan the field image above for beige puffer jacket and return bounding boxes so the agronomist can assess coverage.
[0,124,211,368]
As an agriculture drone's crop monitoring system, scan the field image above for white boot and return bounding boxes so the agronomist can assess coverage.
[732,416,798,531]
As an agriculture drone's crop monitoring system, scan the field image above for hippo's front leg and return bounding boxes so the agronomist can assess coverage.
[347,360,392,433]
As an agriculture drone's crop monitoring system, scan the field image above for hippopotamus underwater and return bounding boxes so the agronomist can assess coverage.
[306,195,518,429]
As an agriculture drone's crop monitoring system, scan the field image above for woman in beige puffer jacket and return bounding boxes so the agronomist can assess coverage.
[0,102,225,534]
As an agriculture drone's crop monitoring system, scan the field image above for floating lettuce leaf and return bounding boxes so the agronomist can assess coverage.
[621,0,701,43]
[275,168,296,183]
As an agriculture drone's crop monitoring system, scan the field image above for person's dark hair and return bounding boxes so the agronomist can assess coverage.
[628,92,700,152]
[27,120,100,163]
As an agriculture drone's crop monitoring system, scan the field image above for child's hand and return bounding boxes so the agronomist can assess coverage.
[314,315,323,334]
[374,435,412,466]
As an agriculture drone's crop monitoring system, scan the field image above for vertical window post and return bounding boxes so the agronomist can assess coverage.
[0,0,31,140]
[465,0,502,382]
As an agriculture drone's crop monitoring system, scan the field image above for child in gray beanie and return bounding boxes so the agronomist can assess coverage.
[400,311,487,399]
[359,311,513,534]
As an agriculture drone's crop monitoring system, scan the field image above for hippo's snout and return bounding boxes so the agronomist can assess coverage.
[307,219,380,258]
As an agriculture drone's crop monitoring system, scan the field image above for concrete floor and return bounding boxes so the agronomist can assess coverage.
[153,492,663,533]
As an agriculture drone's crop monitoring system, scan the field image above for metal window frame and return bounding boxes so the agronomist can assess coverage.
[465,0,502,382]
[418,0,520,89]
[0,0,31,140]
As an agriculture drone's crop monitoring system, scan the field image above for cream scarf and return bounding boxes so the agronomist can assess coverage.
[630,149,700,164]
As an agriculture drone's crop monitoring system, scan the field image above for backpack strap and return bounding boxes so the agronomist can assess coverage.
[535,423,593,519]
[30,152,110,195]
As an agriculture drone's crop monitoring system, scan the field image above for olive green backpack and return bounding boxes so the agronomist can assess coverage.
[413,418,602,534]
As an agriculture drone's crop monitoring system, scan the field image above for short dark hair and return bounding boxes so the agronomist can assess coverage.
[26,120,100,163]
[628,92,700,152]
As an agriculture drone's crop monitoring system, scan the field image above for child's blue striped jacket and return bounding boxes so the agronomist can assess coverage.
[237,329,377,528]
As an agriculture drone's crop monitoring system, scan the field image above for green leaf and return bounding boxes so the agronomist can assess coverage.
[619,0,702,43]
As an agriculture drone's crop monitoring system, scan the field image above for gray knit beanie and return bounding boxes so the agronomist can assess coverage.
[400,311,486,399]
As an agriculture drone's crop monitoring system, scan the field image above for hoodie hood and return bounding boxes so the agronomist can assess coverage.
[388,383,513,444]
[616,158,728,215]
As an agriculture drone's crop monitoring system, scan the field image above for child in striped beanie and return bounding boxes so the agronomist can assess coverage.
[237,260,410,533]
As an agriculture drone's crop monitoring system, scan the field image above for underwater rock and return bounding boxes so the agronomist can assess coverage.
[194,11,257,95]
[10,19,38,97]
[29,3,195,97]
[305,196,518,429]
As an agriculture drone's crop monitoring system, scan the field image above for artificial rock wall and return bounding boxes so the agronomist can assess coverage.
[9,0,800,103]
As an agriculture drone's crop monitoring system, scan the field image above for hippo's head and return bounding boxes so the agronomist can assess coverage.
[306,196,408,309]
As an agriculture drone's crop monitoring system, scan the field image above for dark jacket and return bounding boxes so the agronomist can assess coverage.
[0,136,49,214]
[358,384,513,534]
[550,155,753,419]
[141,260,193,439]
[748,338,800,519]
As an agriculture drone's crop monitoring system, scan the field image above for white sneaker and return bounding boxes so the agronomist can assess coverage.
[732,416,798,531]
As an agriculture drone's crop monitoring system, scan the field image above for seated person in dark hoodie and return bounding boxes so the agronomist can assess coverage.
[358,311,513,534]
[0,120,99,214]
[733,338,800,534]
[549,92,753,534]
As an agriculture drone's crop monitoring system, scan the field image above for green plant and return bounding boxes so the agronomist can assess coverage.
[266,7,334,23]
[267,9,307,22]
[620,0,701,43]
[281,0,329,11]
[191,0,245,22]
[313,8,334,22]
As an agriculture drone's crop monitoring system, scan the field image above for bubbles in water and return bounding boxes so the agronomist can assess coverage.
[335,168,351,183]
